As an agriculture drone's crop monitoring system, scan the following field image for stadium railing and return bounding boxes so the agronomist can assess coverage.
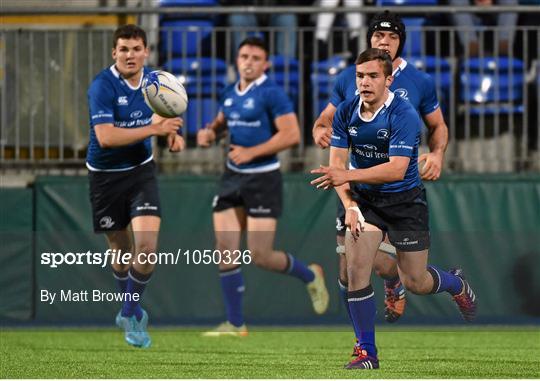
[1,4,539,174]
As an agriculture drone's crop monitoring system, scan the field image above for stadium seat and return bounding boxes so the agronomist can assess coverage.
[268,55,300,107]
[459,57,525,114]
[310,56,349,116]
[409,56,452,112]
[163,57,228,134]
[378,0,437,4]
[160,19,214,57]
[401,18,426,57]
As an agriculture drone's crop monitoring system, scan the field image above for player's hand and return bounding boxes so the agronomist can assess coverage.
[155,117,182,137]
[345,202,365,239]
[228,144,255,165]
[197,124,216,147]
[418,151,444,181]
[167,133,185,153]
[313,125,332,149]
[310,165,349,189]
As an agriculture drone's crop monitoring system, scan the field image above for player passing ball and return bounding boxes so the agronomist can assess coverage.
[311,48,477,370]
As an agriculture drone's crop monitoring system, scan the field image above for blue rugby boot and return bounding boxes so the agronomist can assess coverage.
[115,310,151,348]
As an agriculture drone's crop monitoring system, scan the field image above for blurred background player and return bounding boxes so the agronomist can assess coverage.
[311,48,477,369]
[86,24,184,348]
[197,37,329,336]
[312,10,449,324]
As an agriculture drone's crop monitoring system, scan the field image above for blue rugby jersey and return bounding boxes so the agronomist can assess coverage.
[331,92,422,192]
[219,74,294,173]
[329,59,439,117]
[86,65,154,171]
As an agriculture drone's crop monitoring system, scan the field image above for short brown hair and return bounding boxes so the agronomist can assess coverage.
[238,37,269,59]
[355,48,393,77]
[113,24,147,47]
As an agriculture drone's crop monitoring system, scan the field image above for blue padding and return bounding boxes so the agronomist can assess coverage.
[160,19,214,57]
[163,57,227,75]
[185,98,220,134]
[159,0,217,5]
[460,57,525,73]
[269,55,299,71]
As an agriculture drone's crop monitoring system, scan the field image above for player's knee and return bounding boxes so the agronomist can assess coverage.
[248,248,268,268]
[401,276,423,294]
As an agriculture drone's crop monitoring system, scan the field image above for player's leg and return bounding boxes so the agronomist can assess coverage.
[246,216,329,314]
[373,241,406,323]
[202,207,249,336]
[345,223,383,369]
[396,249,477,321]
[105,229,133,294]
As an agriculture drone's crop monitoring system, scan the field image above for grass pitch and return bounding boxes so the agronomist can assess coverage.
[1,326,539,378]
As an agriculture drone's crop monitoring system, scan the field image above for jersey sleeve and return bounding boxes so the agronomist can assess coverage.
[87,78,115,127]
[267,87,294,119]
[419,74,440,116]
[330,101,351,149]
[389,104,421,157]
[329,71,349,107]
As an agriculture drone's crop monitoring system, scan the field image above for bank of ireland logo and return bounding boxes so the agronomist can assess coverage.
[394,88,409,100]
[99,216,115,229]
[348,126,358,136]
[362,144,377,151]
[377,129,389,140]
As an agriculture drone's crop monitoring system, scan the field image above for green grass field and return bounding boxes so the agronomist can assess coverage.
[1,326,539,378]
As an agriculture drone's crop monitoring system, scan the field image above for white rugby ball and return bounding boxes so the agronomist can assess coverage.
[142,70,188,117]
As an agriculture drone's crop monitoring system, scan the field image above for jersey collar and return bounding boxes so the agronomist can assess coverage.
[392,59,408,78]
[357,91,395,122]
[110,65,144,90]
[235,73,267,96]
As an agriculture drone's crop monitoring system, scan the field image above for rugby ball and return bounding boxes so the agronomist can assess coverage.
[142,70,188,117]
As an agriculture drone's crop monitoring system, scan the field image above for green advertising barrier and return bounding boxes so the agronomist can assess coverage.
[0,188,33,321]
[2,174,540,323]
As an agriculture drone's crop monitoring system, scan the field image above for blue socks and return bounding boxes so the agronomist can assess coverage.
[220,266,245,327]
[427,266,463,295]
[338,278,353,324]
[284,253,315,283]
[348,285,377,357]
[112,269,128,293]
[121,268,151,321]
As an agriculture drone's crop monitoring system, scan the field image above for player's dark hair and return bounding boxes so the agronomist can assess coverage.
[237,37,269,59]
[113,24,147,47]
[355,48,393,77]
[366,11,406,59]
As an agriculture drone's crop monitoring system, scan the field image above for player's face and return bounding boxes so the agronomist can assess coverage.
[236,45,269,82]
[112,37,148,78]
[370,31,400,60]
[356,60,392,105]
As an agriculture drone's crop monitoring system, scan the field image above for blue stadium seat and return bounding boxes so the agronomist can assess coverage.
[460,57,525,114]
[268,56,300,106]
[160,19,214,57]
[409,56,452,113]
[401,18,426,57]
[310,56,349,116]
[378,0,437,4]
[163,57,227,134]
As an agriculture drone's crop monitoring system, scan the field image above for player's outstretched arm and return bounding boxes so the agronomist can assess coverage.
[228,112,300,165]
[312,103,336,149]
[94,118,181,148]
[197,111,227,148]
[419,108,448,181]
